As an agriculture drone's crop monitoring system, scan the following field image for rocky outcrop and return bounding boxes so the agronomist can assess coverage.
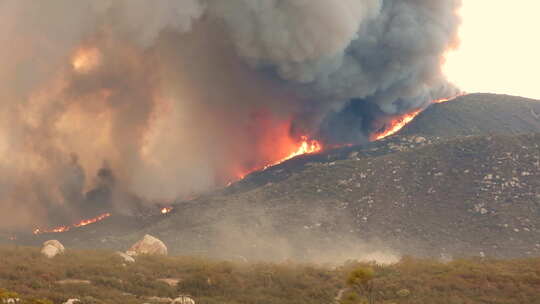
[172,296,195,304]
[40,240,65,258]
[127,234,168,256]
[116,251,135,263]
[145,296,172,303]
[56,279,91,285]
[157,278,181,287]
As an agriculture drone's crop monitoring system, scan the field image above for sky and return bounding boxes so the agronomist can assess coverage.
[443,0,540,100]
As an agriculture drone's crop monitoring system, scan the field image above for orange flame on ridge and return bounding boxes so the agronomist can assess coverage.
[264,136,322,169]
[229,135,322,184]
[370,95,464,141]
[33,213,112,235]
[73,213,112,228]
[370,109,423,141]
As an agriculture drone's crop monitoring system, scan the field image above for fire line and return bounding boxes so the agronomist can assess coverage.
[33,213,112,235]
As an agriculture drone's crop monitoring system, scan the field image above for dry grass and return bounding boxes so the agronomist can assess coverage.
[1,246,540,304]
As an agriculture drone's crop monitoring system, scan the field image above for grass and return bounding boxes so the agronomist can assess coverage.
[1,246,540,304]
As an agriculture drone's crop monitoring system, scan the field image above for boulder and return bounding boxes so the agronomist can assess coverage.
[116,251,135,263]
[41,240,65,258]
[145,296,172,303]
[172,295,195,304]
[157,278,181,287]
[62,299,80,304]
[127,234,168,256]
[56,279,91,285]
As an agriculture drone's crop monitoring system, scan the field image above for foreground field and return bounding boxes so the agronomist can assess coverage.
[1,246,539,304]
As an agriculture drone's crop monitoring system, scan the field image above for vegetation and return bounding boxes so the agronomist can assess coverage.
[1,246,540,304]
[344,266,376,304]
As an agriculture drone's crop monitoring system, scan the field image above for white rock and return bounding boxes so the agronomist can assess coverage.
[157,278,181,287]
[127,234,168,256]
[116,251,135,263]
[56,279,91,285]
[43,240,65,253]
[146,296,172,303]
[172,295,196,304]
[63,299,81,304]
[41,245,61,258]
[414,136,426,144]
[41,239,65,258]
[40,240,63,258]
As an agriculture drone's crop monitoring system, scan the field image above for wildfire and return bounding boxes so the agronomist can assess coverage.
[257,136,322,174]
[161,207,173,214]
[266,136,322,168]
[370,95,465,141]
[73,213,112,227]
[370,109,423,141]
[228,135,322,184]
[33,213,112,235]
[72,47,101,73]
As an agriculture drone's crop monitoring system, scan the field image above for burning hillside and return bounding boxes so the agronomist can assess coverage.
[33,213,112,235]
[0,1,461,231]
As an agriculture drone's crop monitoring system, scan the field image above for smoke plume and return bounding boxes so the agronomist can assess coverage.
[0,0,461,230]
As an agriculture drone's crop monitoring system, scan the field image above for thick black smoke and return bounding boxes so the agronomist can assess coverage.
[0,0,461,229]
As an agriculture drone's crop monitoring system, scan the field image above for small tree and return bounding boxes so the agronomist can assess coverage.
[344,266,375,304]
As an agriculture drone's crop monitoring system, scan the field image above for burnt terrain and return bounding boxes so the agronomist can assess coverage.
[3,93,540,261]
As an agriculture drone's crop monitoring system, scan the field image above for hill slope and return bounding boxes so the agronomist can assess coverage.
[402,93,540,137]
[4,94,540,261]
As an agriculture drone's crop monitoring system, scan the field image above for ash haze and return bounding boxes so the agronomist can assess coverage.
[0,0,461,230]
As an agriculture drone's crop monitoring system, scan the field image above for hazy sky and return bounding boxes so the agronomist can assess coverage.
[444,0,540,100]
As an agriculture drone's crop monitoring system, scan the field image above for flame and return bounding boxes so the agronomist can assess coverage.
[433,97,451,104]
[72,47,101,73]
[161,207,173,214]
[370,95,465,141]
[73,213,112,228]
[370,109,423,141]
[267,136,322,168]
[33,213,111,235]
[229,135,322,184]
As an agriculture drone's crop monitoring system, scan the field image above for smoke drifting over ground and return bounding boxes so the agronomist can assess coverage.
[0,0,461,229]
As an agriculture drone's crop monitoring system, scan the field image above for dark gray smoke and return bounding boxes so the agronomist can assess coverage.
[0,0,461,230]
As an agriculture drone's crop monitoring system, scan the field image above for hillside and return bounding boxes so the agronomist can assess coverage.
[402,93,540,137]
[3,94,540,261]
[22,132,538,261]
[129,133,540,260]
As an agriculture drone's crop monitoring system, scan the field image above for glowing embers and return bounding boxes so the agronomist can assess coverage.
[160,207,173,215]
[33,213,112,235]
[71,47,101,73]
